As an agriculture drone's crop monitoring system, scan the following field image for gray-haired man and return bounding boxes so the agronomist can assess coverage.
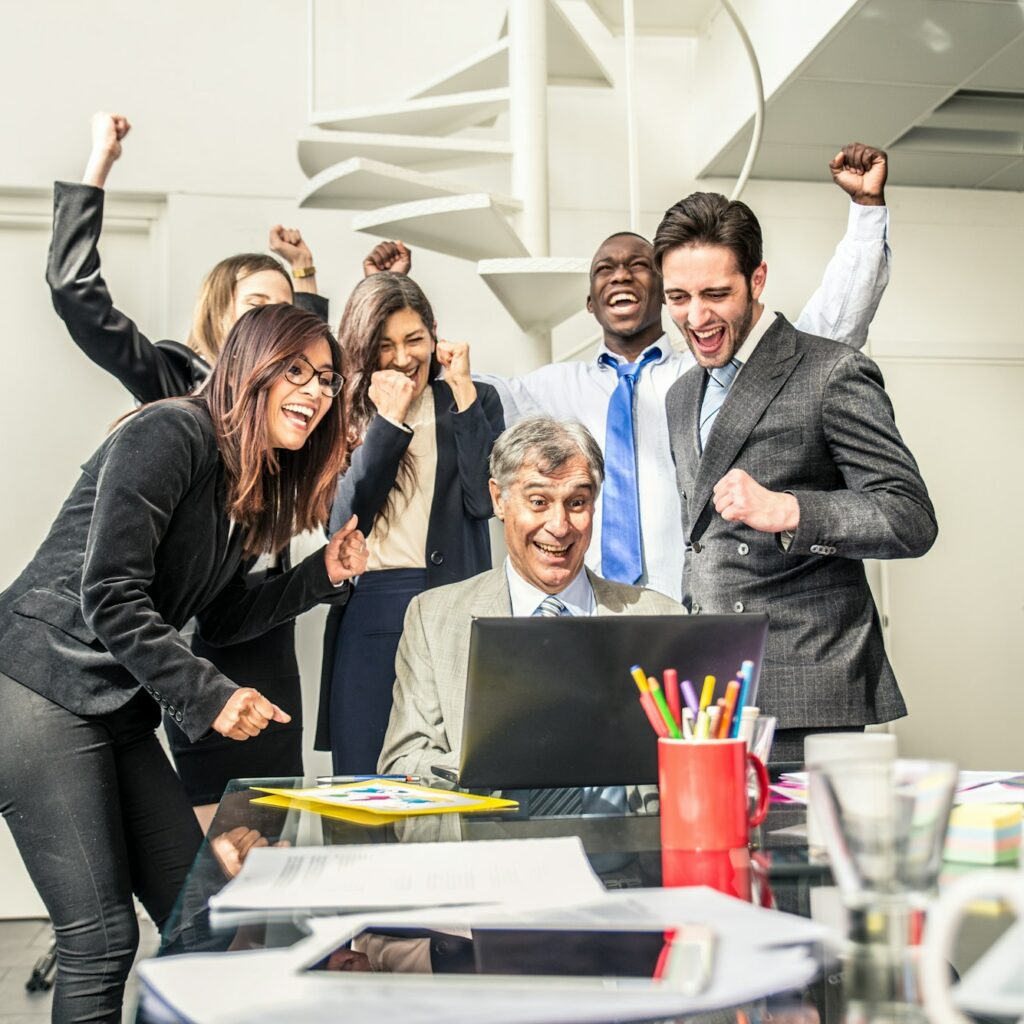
[378,417,683,784]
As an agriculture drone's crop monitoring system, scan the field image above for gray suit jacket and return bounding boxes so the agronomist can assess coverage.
[377,566,684,780]
[666,314,937,729]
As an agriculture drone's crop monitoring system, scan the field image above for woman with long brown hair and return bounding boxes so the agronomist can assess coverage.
[314,271,504,773]
[0,303,366,1023]
[47,111,330,825]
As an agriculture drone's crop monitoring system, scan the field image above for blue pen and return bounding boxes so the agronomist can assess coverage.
[731,661,755,739]
[315,774,422,785]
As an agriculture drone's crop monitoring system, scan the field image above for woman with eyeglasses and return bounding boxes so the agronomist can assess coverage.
[314,271,504,774]
[46,112,329,827]
[0,303,366,1023]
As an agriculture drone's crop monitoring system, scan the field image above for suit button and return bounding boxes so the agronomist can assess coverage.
[825,545,836,555]
[429,550,444,565]
[733,601,745,613]
[152,690,161,699]
[175,712,183,723]
[691,603,701,614]
[692,542,702,554]
[737,543,749,556]
[810,544,822,554]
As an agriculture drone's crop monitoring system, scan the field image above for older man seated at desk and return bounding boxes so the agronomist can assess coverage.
[378,416,684,801]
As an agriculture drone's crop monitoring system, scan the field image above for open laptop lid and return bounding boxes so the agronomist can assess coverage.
[451,613,769,789]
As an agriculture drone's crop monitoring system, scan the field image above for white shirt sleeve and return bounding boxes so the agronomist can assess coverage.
[794,202,890,351]
[473,366,566,425]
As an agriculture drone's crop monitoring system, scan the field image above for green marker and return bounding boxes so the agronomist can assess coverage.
[647,678,682,739]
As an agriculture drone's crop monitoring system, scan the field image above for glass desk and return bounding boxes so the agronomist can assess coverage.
[138,775,1014,1024]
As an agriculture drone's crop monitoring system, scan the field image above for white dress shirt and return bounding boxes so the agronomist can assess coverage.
[504,558,596,618]
[479,203,890,601]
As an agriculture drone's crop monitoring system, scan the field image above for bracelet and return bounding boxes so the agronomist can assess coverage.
[292,265,316,279]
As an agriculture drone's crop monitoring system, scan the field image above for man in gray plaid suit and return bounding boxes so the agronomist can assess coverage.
[657,192,937,763]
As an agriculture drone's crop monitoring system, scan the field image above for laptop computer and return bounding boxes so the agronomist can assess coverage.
[440,613,769,789]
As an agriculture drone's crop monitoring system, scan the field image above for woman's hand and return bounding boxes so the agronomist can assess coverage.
[368,369,417,424]
[362,240,412,277]
[212,688,291,741]
[325,514,368,585]
[269,225,318,293]
[436,340,477,411]
[83,112,131,189]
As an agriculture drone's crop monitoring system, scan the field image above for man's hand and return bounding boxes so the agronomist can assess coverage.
[368,368,417,423]
[363,240,412,277]
[212,688,291,741]
[712,469,800,534]
[829,143,887,207]
[435,340,477,411]
[83,112,131,189]
[325,514,368,585]
[210,826,269,879]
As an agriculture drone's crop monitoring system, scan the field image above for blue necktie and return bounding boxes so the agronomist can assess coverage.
[698,358,741,451]
[600,347,661,583]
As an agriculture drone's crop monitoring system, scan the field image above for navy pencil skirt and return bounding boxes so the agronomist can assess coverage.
[329,568,427,774]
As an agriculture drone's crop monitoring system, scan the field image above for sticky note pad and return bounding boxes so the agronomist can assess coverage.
[944,804,1022,865]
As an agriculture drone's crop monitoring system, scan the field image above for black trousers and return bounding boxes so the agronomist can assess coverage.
[0,672,201,1024]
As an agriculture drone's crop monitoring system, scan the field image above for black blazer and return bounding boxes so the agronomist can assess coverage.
[0,400,347,743]
[46,180,329,403]
[313,378,505,748]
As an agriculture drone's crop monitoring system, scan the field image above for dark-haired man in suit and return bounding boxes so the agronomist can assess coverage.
[657,192,937,762]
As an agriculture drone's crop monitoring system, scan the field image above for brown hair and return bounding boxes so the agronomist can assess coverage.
[337,272,441,529]
[652,192,763,279]
[205,303,346,556]
[187,254,293,363]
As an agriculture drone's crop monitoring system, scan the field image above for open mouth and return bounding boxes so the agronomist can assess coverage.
[533,539,572,560]
[689,325,726,354]
[606,290,641,316]
[281,403,316,430]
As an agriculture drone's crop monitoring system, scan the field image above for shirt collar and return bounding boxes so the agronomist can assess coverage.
[596,334,670,369]
[734,306,776,368]
[504,558,596,618]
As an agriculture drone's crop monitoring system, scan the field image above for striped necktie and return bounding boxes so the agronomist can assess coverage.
[535,595,567,617]
[698,357,741,451]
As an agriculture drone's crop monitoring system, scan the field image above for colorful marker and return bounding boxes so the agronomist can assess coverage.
[719,679,741,739]
[680,678,700,717]
[731,660,756,738]
[648,677,682,739]
[630,664,650,694]
[699,675,716,712]
[663,668,682,727]
[639,691,670,737]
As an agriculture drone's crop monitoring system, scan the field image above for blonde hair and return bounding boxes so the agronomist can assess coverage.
[186,254,293,363]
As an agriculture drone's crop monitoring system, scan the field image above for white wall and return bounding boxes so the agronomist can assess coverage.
[1,0,1022,917]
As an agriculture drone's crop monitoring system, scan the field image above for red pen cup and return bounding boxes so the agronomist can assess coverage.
[658,737,769,852]
[661,846,754,900]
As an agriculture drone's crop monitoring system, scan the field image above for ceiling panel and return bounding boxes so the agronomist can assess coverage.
[885,148,1020,186]
[761,79,950,146]
[801,0,1024,86]
[964,34,1024,91]
[976,157,1024,189]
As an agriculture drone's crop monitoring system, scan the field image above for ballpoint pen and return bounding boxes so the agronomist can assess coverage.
[315,774,422,785]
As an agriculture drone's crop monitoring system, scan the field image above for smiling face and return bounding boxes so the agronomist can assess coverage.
[265,337,334,449]
[231,268,293,327]
[489,454,596,595]
[377,306,435,400]
[661,244,767,369]
[586,234,664,354]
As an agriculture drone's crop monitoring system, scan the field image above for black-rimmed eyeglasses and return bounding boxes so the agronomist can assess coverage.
[282,354,344,398]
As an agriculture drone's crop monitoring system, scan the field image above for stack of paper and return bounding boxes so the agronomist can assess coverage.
[771,769,1024,806]
[139,887,836,1024]
[944,804,1022,864]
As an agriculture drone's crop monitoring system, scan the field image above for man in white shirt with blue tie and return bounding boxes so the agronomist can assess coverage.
[378,417,683,788]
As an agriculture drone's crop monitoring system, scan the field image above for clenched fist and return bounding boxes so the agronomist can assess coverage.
[325,514,368,584]
[363,240,412,277]
[268,225,314,269]
[435,340,477,411]
[368,368,417,423]
[712,468,800,534]
[83,112,131,188]
[829,143,887,207]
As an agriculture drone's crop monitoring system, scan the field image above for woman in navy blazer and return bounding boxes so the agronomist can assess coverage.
[0,305,366,1022]
[314,272,504,772]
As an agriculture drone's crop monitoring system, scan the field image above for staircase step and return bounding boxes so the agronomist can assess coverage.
[583,0,717,36]
[477,257,590,332]
[297,130,512,177]
[408,5,612,100]
[312,89,509,137]
[299,157,520,211]
[352,194,529,263]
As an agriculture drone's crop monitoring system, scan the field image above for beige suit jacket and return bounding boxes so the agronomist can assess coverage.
[378,566,685,780]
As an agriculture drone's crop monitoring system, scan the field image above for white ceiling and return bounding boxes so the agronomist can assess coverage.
[701,0,1024,190]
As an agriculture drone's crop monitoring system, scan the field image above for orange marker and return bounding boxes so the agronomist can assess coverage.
[718,680,741,739]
